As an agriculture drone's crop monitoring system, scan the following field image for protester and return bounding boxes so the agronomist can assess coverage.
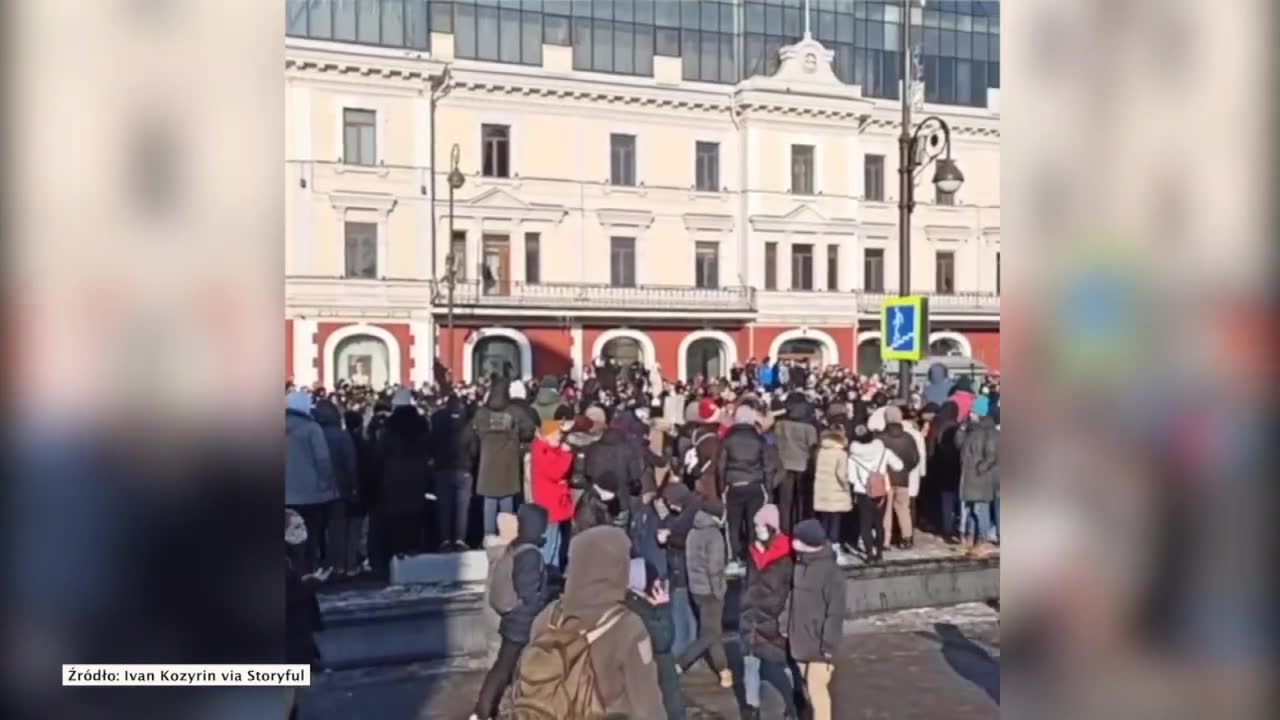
[659,483,699,658]
[343,409,373,572]
[623,560,685,719]
[774,392,818,534]
[812,425,852,564]
[677,500,732,688]
[312,398,359,576]
[848,424,903,563]
[372,388,431,567]
[949,376,978,421]
[789,519,846,720]
[285,509,322,720]
[430,393,475,551]
[467,380,536,536]
[741,504,798,720]
[531,375,563,422]
[925,401,964,543]
[958,413,1000,557]
[877,405,920,551]
[922,362,952,407]
[685,398,723,502]
[517,525,662,718]
[530,420,576,571]
[718,405,773,565]
[902,406,929,535]
[285,391,336,576]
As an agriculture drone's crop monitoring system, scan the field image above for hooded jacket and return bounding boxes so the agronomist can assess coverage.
[787,543,846,662]
[375,406,431,512]
[466,382,536,498]
[685,510,727,599]
[312,399,359,501]
[661,496,698,590]
[774,393,819,472]
[584,428,646,499]
[529,435,576,524]
[925,402,963,495]
[877,423,920,488]
[529,526,663,719]
[430,396,473,471]
[498,504,549,643]
[741,532,793,663]
[959,416,999,503]
[923,363,953,407]
[286,402,337,506]
[812,430,852,513]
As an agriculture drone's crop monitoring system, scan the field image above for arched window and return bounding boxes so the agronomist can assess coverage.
[685,337,727,381]
[857,339,882,376]
[335,335,390,389]
[474,337,521,382]
[602,337,644,367]
[777,338,824,364]
[930,337,967,357]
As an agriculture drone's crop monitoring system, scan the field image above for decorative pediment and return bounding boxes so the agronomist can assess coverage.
[597,208,655,231]
[329,191,397,216]
[736,33,874,122]
[750,204,858,235]
[683,213,734,233]
[453,187,566,223]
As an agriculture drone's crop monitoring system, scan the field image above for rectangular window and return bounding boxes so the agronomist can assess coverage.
[449,230,467,280]
[864,154,885,201]
[791,144,815,194]
[996,251,1001,294]
[343,108,376,166]
[695,141,720,191]
[344,221,378,279]
[765,242,778,290]
[936,250,956,294]
[525,233,541,285]
[481,124,510,178]
[791,244,814,290]
[826,245,839,290]
[937,187,956,205]
[694,241,719,289]
[610,133,636,186]
[610,237,636,287]
[863,248,885,292]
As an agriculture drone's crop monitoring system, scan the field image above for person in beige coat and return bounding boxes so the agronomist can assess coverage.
[812,428,852,564]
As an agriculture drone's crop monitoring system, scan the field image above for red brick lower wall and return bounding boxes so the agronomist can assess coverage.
[965,328,1001,371]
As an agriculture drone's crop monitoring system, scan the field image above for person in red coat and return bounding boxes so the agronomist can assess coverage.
[530,421,575,571]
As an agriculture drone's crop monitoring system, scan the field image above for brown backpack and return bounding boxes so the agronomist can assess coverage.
[510,602,628,720]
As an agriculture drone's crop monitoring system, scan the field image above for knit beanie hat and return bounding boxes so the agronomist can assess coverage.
[792,518,827,549]
[753,503,781,531]
[698,397,719,422]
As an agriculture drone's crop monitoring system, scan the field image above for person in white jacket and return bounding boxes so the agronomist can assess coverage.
[847,424,904,564]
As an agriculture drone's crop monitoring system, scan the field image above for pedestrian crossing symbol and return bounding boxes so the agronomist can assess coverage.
[880,296,929,362]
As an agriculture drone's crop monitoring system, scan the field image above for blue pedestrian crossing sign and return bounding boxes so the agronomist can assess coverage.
[880,296,929,362]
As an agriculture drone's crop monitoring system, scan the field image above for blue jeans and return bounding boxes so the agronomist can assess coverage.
[669,587,697,658]
[940,491,958,537]
[991,497,1000,542]
[962,501,993,544]
[483,495,515,536]
[541,521,562,570]
[743,655,797,715]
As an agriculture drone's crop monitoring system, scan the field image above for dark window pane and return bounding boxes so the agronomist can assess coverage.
[381,0,404,45]
[701,3,717,31]
[746,3,764,33]
[573,16,591,66]
[765,242,777,290]
[700,30,718,81]
[719,33,735,82]
[345,222,378,279]
[655,0,679,26]
[615,0,633,22]
[826,245,839,290]
[499,8,521,62]
[745,33,765,77]
[615,22,634,73]
[545,14,571,44]
[656,27,680,55]
[720,4,733,31]
[635,0,654,25]
[456,3,477,55]
[990,60,999,87]
[682,31,699,79]
[766,5,782,32]
[477,5,500,59]
[682,1,699,29]
[864,154,884,201]
[525,233,541,284]
[783,8,800,36]
[592,0,612,20]
[635,26,653,74]
[357,0,380,43]
[521,11,543,63]
[335,0,357,40]
[593,19,612,68]
[308,0,334,38]
[429,1,453,33]
[287,0,309,35]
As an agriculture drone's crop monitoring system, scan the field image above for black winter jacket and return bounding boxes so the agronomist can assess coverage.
[878,423,920,488]
[429,398,473,471]
[584,429,646,498]
[741,536,793,663]
[662,503,699,590]
[787,545,845,662]
[717,424,774,488]
[313,400,358,500]
[499,504,550,643]
[375,407,431,513]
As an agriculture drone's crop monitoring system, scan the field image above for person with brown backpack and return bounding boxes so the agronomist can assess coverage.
[510,525,663,719]
[848,424,904,565]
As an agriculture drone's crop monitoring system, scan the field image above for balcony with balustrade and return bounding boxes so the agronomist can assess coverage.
[435,280,757,319]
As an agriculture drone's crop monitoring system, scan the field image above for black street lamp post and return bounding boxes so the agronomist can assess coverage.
[896,0,964,400]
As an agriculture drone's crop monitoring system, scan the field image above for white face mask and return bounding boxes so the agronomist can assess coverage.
[285,519,308,546]
[754,526,771,543]
[596,487,616,501]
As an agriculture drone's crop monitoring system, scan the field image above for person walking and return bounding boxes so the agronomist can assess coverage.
[773,392,818,534]
[677,501,733,689]
[371,389,431,568]
[788,519,846,720]
[741,504,798,720]
[848,424,903,564]
[718,405,775,566]
[466,380,536,536]
[958,414,1000,557]
[285,391,336,576]
[430,393,475,551]
[472,505,549,720]
[811,426,852,564]
[877,406,920,551]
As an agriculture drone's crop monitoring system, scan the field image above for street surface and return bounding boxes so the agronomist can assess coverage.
[299,603,999,719]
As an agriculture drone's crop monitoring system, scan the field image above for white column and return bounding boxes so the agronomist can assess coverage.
[293,318,319,387]
[570,324,584,382]
[410,318,434,387]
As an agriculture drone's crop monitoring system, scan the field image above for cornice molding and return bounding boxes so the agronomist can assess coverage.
[597,208,656,230]
[683,213,735,233]
[329,191,397,216]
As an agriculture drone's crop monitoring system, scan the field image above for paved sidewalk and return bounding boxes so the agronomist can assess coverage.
[299,605,999,719]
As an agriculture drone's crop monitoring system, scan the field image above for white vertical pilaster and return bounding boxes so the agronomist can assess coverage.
[293,318,319,387]
[570,324,584,382]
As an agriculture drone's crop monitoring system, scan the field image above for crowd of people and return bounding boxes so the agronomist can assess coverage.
[285,354,1000,719]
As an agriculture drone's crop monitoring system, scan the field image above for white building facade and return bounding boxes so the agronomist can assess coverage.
[284,0,1001,387]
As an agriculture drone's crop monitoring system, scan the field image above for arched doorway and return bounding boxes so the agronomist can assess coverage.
[929,336,967,357]
[602,337,644,368]
[856,338,882,376]
[685,337,727,380]
[473,336,521,382]
[335,335,391,389]
[777,338,824,364]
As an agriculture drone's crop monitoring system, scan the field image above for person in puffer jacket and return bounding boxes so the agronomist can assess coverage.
[677,501,732,688]
[717,406,776,564]
[787,519,846,720]
[311,399,359,575]
[773,393,818,534]
[811,427,852,564]
[741,504,798,720]
[286,391,335,575]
